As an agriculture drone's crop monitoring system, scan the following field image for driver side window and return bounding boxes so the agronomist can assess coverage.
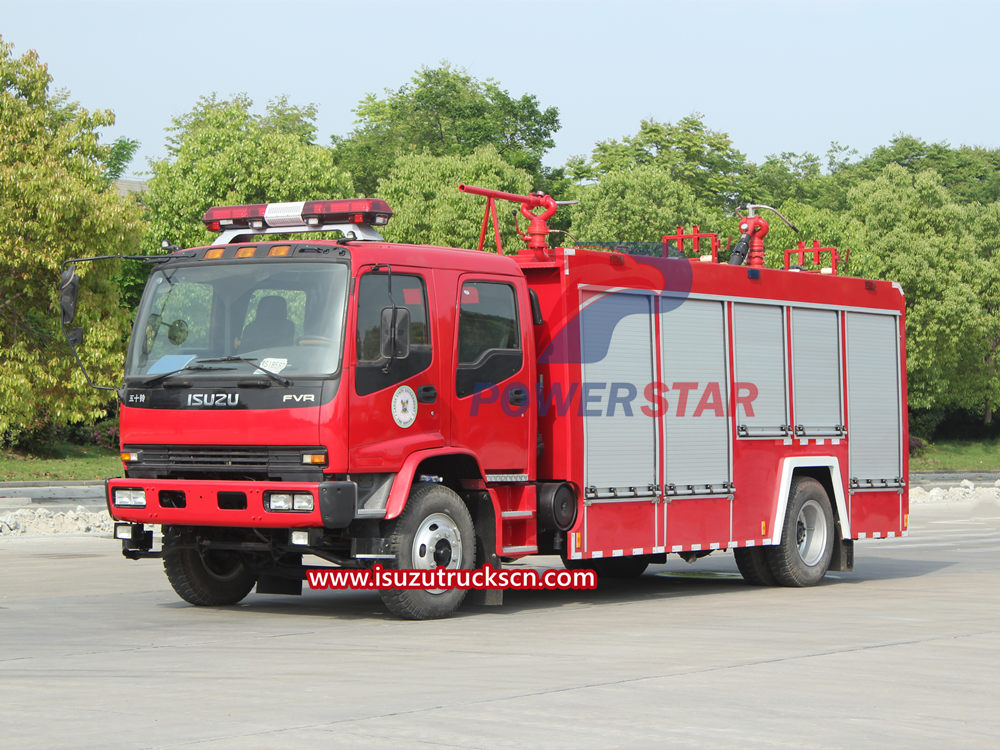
[355,272,431,395]
[456,281,521,398]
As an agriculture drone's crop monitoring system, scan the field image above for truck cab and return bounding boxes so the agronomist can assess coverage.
[88,199,537,618]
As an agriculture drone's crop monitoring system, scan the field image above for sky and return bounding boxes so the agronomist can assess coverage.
[3,0,999,181]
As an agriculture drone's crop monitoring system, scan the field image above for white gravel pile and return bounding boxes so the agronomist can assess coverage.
[0,506,113,536]
[909,479,1000,504]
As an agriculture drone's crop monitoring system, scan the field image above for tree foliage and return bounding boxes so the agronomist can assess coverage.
[0,37,142,442]
[143,94,353,255]
[377,145,533,251]
[840,167,981,416]
[569,115,751,212]
[568,165,723,244]
[332,63,559,197]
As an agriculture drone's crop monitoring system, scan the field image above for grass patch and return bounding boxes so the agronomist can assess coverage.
[0,442,122,482]
[910,438,1000,472]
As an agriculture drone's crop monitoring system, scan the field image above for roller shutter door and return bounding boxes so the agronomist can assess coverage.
[732,303,788,437]
[580,290,658,496]
[661,298,731,492]
[846,312,903,486]
[791,307,843,436]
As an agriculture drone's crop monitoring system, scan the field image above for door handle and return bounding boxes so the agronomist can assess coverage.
[508,386,528,407]
[417,385,437,404]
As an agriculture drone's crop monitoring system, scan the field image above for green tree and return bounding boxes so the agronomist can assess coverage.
[957,200,1000,425]
[570,115,751,213]
[804,136,1000,213]
[750,151,826,208]
[332,63,560,197]
[853,135,1000,205]
[144,94,353,253]
[104,136,140,181]
[377,145,532,251]
[0,37,142,442]
[568,165,723,245]
[842,166,983,428]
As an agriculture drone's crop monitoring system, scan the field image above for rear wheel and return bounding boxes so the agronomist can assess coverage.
[379,483,475,620]
[733,547,777,586]
[163,535,256,606]
[766,477,835,587]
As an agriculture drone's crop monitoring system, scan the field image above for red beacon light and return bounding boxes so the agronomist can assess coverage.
[202,204,268,232]
[301,199,393,227]
[201,199,393,244]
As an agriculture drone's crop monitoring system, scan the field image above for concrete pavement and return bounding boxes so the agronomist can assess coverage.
[0,498,998,748]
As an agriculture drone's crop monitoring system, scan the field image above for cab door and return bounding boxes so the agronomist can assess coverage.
[451,275,532,477]
[348,267,443,471]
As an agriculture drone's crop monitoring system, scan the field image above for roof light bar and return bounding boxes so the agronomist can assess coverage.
[201,199,393,234]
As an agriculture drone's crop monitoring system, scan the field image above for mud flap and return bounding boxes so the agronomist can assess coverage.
[830,538,854,572]
[465,490,503,606]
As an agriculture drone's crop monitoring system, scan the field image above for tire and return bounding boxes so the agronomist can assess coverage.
[163,535,256,606]
[765,476,835,587]
[563,554,649,578]
[733,546,777,586]
[379,483,476,620]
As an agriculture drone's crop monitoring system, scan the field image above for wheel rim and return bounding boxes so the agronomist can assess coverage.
[795,498,828,567]
[411,512,463,595]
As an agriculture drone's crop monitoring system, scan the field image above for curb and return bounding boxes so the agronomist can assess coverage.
[0,480,107,489]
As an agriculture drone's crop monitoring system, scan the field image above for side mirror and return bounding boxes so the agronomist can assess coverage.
[380,306,411,359]
[66,327,84,348]
[59,267,80,326]
[168,319,189,345]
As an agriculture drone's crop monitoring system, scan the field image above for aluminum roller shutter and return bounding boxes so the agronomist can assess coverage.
[580,290,658,497]
[846,312,903,486]
[661,298,731,492]
[791,307,843,436]
[732,303,789,437]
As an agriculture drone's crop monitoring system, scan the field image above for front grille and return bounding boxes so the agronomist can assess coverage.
[124,445,324,482]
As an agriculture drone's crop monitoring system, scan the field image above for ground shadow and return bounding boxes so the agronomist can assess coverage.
[157,549,956,621]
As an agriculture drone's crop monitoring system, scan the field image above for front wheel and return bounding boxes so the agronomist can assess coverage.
[379,483,476,619]
[765,477,835,587]
[163,534,256,606]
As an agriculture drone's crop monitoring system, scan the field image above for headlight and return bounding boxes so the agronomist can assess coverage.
[292,493,314,511]
[266,492,314,512]
[113,488,146,507]
[268,493,292,511]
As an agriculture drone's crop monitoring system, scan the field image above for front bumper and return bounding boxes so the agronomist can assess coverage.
[106,478,358,529]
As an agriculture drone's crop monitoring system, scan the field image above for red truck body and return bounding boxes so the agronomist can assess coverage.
[88,193,907,618]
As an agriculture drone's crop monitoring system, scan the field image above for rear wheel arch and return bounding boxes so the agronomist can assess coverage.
[771,458,850,543]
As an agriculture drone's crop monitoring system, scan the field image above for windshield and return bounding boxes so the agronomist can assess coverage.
[126,261,349,380]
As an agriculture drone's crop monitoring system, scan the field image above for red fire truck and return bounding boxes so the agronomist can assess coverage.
[59,188,908,619]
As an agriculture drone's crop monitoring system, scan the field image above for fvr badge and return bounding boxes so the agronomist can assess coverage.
[391,385,417,428]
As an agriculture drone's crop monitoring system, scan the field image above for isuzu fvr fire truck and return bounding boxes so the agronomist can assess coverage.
[59,187,908,619]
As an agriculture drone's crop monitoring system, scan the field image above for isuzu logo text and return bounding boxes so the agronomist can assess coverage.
[186,393,240,407]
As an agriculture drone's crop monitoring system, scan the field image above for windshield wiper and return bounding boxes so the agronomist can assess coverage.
[140,363,237,386]
[197,356,293,386]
